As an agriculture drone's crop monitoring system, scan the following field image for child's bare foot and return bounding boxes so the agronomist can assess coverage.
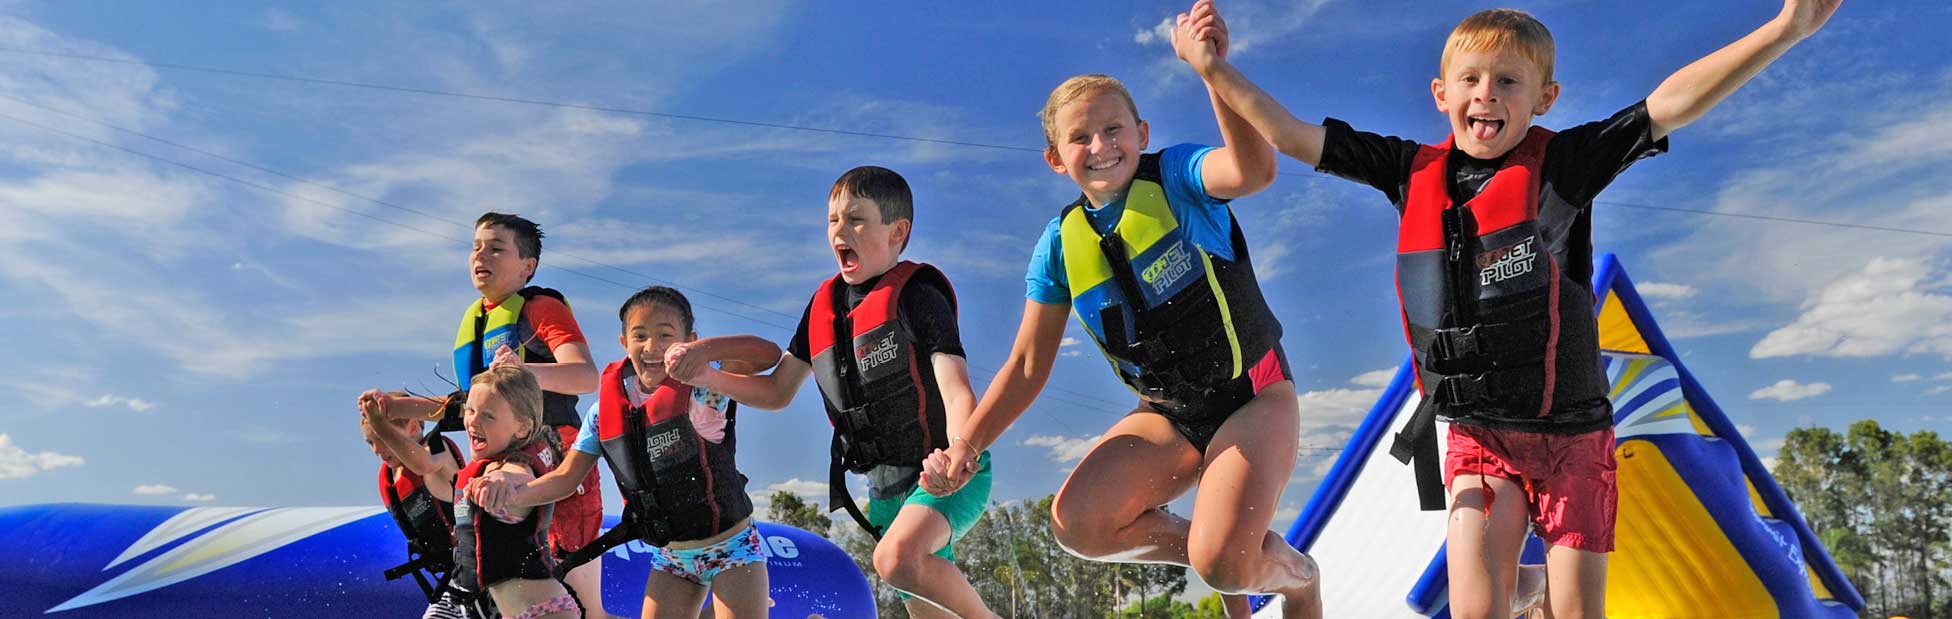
[1513,563,1548,618]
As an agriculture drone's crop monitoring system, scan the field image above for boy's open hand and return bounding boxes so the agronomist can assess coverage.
[1779,0,1842,41]
[489,344,523,370]
[1172,0,1230,75]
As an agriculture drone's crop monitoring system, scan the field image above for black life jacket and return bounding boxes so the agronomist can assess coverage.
[451,440,558,595]
[804,260,954,536]
[595,360,752,546]
[453,286,582,429]
[378,434,465,601]
[1387,127,1612,510]
[1056,152,1282,419]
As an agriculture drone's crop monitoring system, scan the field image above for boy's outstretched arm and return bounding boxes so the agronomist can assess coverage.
[1176,0,1277,199]
[1174,0,1328,167]
[924,300,1069,495]
[1646,0,1842,141]
[665,335,784,381]
[690,348,812,411]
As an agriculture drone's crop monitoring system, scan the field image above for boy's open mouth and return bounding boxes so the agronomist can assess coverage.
[835,245,859,273]
[1469,116,1505,142]
[1086,155,1123,173]
[472,266,493,280]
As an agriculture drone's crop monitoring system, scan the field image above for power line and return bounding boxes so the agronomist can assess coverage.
[0,96,1129,428]
[10,45,1946,240]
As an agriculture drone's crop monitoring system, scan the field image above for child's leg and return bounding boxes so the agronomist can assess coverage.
[1543,545,1605,619]
[874,504,996,619]
[1444,473,1533,619]
[564,558,606,619]
[1048,408,1204,562]
[1185,382,1320,619]
[639,570,708,619]
[701,562,768,619]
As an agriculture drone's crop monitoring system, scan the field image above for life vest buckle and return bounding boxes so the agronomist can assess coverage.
[1432,326,1486,367]
[1434,373,1493,407]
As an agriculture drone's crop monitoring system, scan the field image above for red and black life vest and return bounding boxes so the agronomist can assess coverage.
[1388,127,1612,510]
[594,360,751,546]
[451,440,558,594]
[377,434,465,600]
[804,260,954,536]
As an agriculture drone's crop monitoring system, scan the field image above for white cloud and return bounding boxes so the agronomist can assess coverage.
[182,493,216,502]
[1936,372,1952,381]
[1927,385,1952,396]
[765,478,829,498]
[0,434,84,479]
[85,394,157,413]
[1134,16,1173,46]
[1892,373,1922,382]
[1748,380,1833,402]
[1751,258,1952,360]
[1636,282,1699,301]
[1023,434,1098,464]
[1059,337,1081,347]
[1350,368,1396,388]
[133,484,179,495]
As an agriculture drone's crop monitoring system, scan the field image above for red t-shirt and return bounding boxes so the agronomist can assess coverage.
[483,293,586,353]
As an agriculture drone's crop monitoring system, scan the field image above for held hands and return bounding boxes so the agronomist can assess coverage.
[1778,0,1842,42]
[663,342,710,384]
[919,437,980,497]
[357,389,390,423]
[466,473,518,519]
[1171,0,1231,75]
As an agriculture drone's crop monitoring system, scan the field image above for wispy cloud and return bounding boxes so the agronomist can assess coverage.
[133,484,178,495]
[1748,379,1832,402]
[85,394,157,413]
[182,493,216,502]
[1893,373,1922,383]
[258,9,303,32]
[1023,434,1098,463]
[0,434,84,479]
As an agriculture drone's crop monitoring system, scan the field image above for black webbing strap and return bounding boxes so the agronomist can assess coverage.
[830,434,883,541]
[1388,397,1447,511]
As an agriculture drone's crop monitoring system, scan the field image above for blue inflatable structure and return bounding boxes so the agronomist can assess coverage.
[0,504,874,617]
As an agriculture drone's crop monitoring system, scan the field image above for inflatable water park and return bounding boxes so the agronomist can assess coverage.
[0,257,1864,618]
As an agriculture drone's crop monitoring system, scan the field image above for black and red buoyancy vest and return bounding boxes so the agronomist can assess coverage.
[807,261,954,473]
[378,434,465,594]
[451,440,558,593]
[805,260,954,536]
[595,360,751,546]
[1388,127,1613,509]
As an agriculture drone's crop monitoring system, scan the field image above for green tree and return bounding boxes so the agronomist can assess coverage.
[766,490,830,537]
[1774,420,1952,617]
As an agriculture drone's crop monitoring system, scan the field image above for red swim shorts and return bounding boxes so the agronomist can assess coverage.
[1444,424,1618,553]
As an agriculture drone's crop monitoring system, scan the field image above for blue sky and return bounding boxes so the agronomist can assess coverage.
[2,0,1948,539]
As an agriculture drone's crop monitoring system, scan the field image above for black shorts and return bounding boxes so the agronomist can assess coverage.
[1133,346,1293,452]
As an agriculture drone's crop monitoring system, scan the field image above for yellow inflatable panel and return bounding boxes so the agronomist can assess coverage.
[1610,442,1779,618]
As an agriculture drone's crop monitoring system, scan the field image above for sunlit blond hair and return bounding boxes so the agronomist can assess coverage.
[1039,74,1141,155]
[1441,9,1556,84]
[469,365,553,459]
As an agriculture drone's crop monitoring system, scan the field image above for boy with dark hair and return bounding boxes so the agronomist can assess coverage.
[689,166,1001,619]
[368,212,608,617]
